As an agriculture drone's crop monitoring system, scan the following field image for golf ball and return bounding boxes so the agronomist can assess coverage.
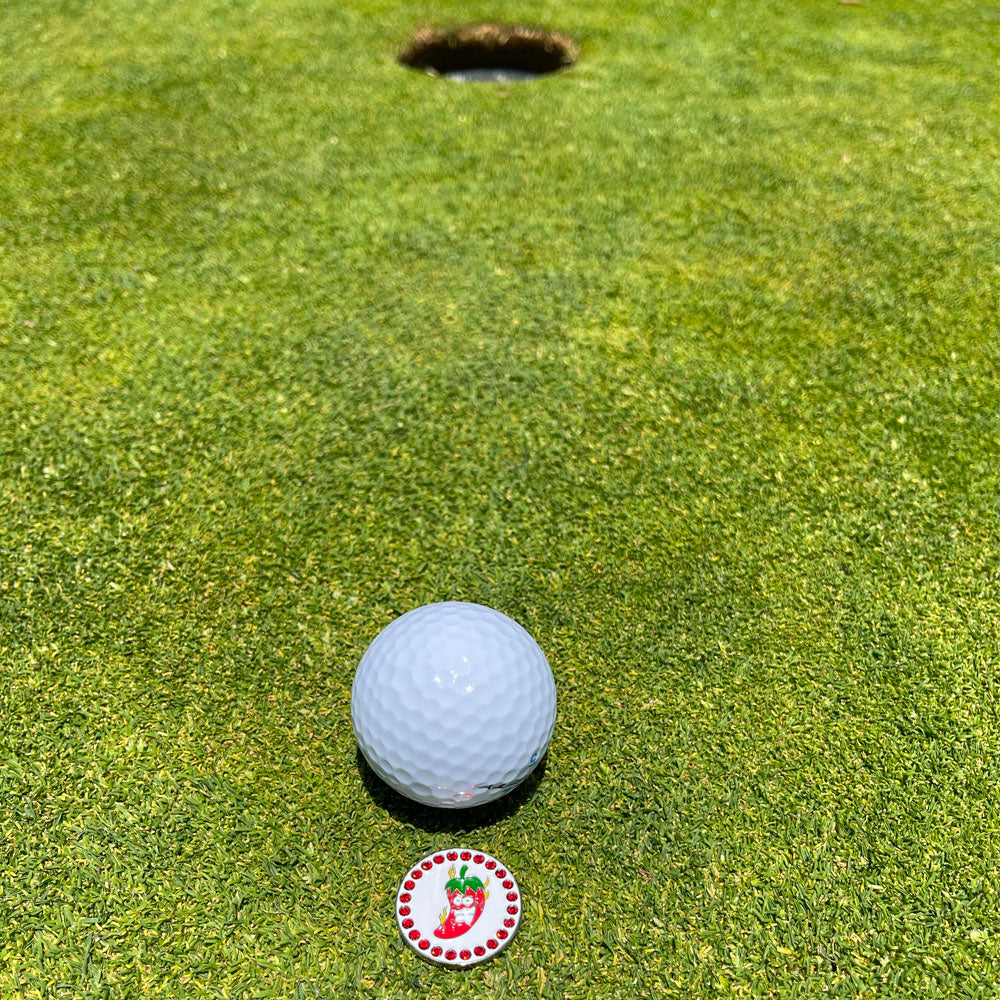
[351,602,556,809]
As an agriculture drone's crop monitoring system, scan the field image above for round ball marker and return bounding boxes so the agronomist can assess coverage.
[395,849,522,967]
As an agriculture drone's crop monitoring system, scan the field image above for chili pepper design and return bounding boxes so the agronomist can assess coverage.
[433,865,490,939]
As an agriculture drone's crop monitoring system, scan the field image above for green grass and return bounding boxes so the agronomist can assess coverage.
[1,0,998,996]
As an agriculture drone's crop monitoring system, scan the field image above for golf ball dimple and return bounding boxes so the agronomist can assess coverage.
[351,602,556,809]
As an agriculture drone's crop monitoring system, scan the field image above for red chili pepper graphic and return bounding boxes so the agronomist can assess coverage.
[433,865,489,939]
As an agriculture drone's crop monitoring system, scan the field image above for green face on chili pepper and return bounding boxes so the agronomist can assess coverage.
[433,865,489,939]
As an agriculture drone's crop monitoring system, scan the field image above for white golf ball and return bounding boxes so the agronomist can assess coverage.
[351,602,556,809]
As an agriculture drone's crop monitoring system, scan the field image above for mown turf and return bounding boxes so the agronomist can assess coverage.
[1,1,998,997]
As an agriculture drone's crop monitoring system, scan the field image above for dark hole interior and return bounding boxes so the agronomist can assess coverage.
[399,25,576,78]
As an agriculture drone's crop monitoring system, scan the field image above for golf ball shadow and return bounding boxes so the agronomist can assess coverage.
[356,747,549,832]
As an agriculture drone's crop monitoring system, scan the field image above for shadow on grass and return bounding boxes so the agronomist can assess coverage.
[356,748,548,834]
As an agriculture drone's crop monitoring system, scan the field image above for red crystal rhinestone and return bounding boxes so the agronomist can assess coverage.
[399,893,411,903]
[445,950,457,960]
[507,905,518,914]
[433,855,444,864]
[485,860,496,870]
[403,880,414,890]
[409,929,420,940]
[401,918,413,929]
[474,946,486,956]
[487,938,498,949]
[497,929,509,938]
[421,861,432,870]
[504,918,515,928]
[398,906,411,916]
[411,870,422,879]
[495,869,506,878]
[431,946,442,957]
[460,950,471,960]
[473,854,485,863]
[507,892,518,902]
[503,879,514,889]
[447,852,458,861]
[460,851,472,861]
[419,939,430,950]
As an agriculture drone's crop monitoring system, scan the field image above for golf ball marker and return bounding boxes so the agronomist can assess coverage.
[352,602,556,809]
[396,850,522,967]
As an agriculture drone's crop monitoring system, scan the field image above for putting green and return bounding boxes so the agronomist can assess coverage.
[1,1,997,997]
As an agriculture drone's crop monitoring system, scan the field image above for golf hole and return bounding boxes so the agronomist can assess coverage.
[399,24,577,83]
